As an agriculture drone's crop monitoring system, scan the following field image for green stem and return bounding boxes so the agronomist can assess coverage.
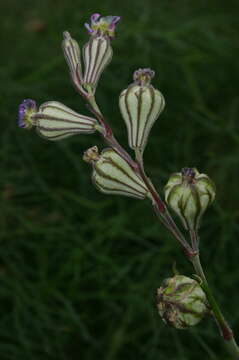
[85,91,239,358]
[191,254,239,359]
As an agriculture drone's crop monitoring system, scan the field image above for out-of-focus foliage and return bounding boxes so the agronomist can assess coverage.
[1,0,239,359]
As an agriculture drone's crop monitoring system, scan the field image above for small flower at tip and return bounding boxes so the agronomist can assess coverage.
[181,167,196,184]
[83,146,100,163]
[84,14,121,38]
[133,68,155,86]
[18,99,37,129]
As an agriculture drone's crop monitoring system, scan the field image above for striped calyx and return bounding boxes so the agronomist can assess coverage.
[83,147,149,199]
[82,36,113,93]
[62,32,85,95]
[119,68,165,151]
[164,168,216,230]
[156,275,208,329]
[34,101,98,141]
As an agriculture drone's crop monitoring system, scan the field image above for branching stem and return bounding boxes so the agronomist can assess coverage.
[84,91,239,359]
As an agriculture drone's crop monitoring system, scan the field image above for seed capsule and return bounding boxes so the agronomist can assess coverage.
[157,275,208,329]
[164,168,216,230]
[83,147,149,199]
[119,68,165,151]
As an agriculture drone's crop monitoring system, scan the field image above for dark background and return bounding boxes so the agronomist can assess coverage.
[1,0,239,359]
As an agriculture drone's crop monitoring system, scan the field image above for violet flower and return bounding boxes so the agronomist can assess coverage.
[84,14,121,38]
[18,99,37,129]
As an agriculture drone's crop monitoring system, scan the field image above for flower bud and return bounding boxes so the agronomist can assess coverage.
[83,147,149,199]
[62,31,85,95]
[164,168,216,230]
[156,275,208,329]
[119,68,165,151]
[83,14,120,93]
[34,101,98,140]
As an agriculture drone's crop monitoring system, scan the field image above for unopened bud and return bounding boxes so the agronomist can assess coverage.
[157,275,208,329]
[119,68,165,151]
[84,147,149,199]
[62,32,85,95]
[164,168,216,230]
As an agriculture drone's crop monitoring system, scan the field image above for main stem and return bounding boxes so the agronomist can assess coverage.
[85,92,239,359]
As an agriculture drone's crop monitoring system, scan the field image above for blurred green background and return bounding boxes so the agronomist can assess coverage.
[1,0,239,359]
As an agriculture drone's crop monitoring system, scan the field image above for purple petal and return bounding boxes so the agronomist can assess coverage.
[84,23,93,34]
[133,68,155,85]
[91,13,101,24]
[108,16,121,29]
[18,99,37,128]
[85,14,121,38]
